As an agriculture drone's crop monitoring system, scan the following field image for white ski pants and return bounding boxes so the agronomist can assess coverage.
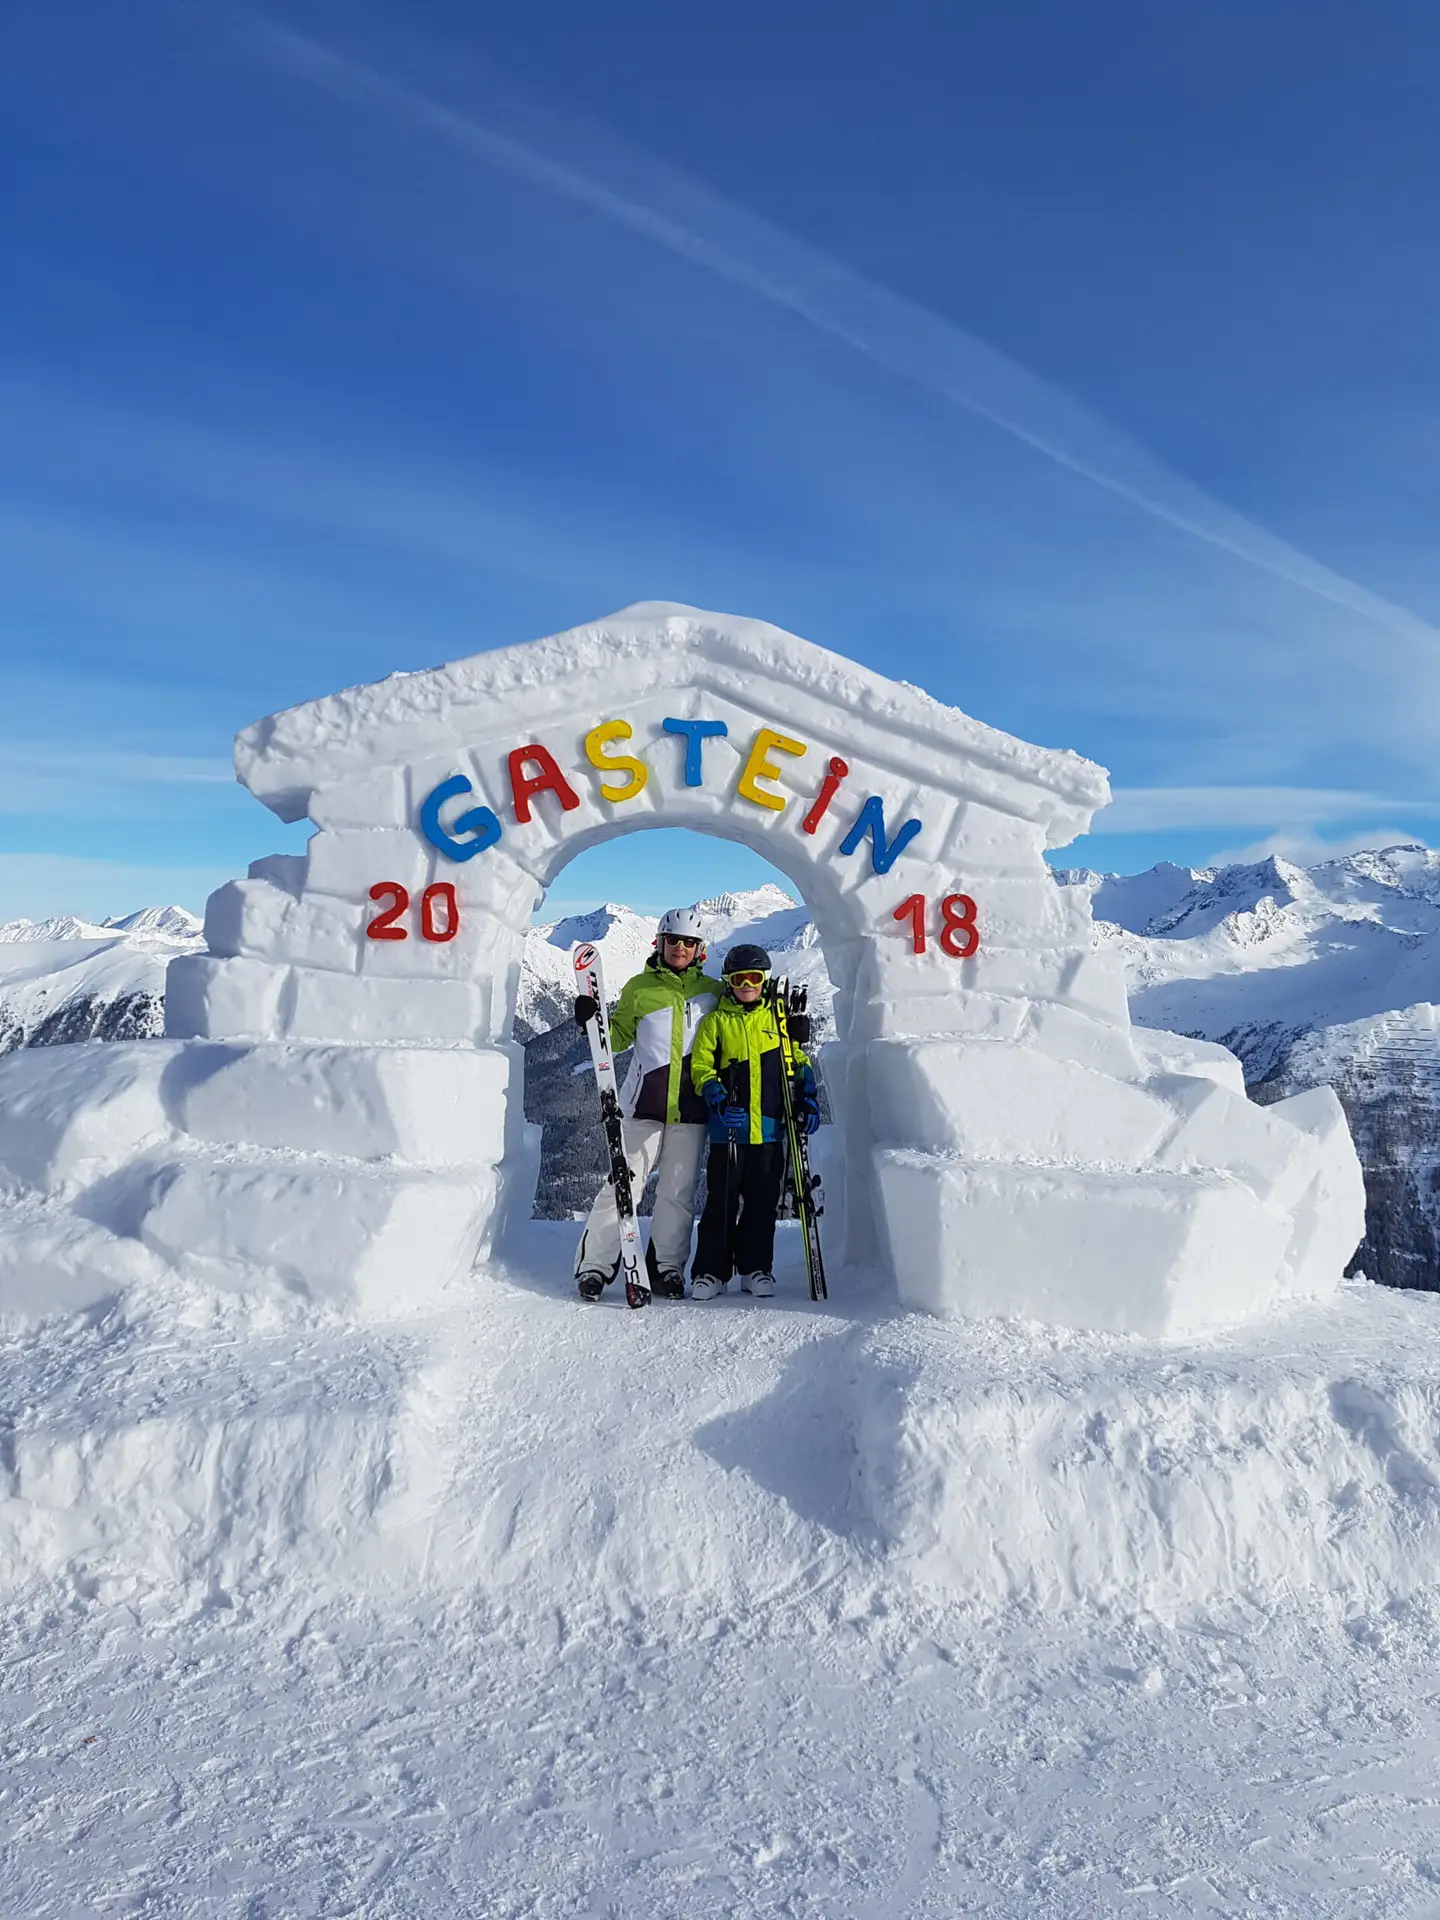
[573,1120,707,1279]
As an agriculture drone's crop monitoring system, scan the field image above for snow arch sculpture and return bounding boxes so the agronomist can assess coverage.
[149,602,1361,1336]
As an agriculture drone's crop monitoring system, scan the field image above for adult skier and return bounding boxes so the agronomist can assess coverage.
[573,906,721,1302]
[687,945,820,1301]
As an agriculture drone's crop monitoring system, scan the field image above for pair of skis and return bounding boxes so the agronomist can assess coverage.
[572,943,648,1309]
[768,978,828,1302]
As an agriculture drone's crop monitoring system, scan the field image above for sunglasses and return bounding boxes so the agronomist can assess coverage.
[662,934,701,948]
[725,970,769,986]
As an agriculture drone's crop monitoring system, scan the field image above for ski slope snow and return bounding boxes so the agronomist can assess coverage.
[5,1224,1440,1915]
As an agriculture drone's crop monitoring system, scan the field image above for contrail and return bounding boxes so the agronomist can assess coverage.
[236,9,1440,668]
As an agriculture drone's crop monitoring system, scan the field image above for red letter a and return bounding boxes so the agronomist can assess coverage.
[508,744,581,824]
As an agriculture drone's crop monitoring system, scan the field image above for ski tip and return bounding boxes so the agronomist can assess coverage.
[574,942,598,971]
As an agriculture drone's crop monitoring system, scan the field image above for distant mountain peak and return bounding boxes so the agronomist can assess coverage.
[104,905,204,939]
[695,883,796,918]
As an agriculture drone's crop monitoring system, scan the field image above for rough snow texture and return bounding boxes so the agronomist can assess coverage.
[3,1224,1437,1628]
[11,1227,1440,1914]
[856,1272,1440,1619]
[0,603,1362,1336]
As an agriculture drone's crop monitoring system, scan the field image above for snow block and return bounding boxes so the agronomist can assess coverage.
[1133,1026,1247,1096]
[0,1040,179,1194]
[205,877,362,975]
[305,826,435,902]
[175,1042,510,1166]
[1021,1000,1145,1079]
[431,843,545,937]
[358,900,520,982]
[1154,1076,1321,1214]
[307,765,408,831]
[940,800,1049,873]
[138,1154,494,1316]
[164,954,287,1041]
[1267,1085,1367,1297]
[969,947,1130,1028]
[951,876,1095,951]
[853,937,1029,1039]
[247,852,305,895]
[867,1036,1173,1165]
[874,1150,1295,1337]
[284,967,481,1045]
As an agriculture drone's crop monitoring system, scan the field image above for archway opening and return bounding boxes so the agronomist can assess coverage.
[513,828,838,1277]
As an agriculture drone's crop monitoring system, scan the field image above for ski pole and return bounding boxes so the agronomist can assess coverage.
[721,1062,739,1280]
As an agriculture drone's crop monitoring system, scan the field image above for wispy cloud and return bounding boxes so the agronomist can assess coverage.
[235,8,1440,721]
[0,379,877,614]
[1202,825,1431,867]
[0,744,232,815]
[1104,786,1440,834]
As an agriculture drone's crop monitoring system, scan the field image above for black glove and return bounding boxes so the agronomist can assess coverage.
[786,1012,812,1046]
[574,994,599,1028]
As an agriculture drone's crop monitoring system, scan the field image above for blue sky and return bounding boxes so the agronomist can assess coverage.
[4,0,1440,919]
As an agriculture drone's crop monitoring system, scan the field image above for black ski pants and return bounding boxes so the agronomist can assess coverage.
[692,1139,785,1281]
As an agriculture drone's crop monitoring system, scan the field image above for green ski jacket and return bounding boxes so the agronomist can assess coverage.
[690,994,812,1145]
[610,954,722,1124]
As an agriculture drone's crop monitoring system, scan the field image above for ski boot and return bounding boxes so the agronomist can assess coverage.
[740,1271,776,1297]
[652,1269,687,1300]
[576,1271,610,1303]
[689,1274,728,1302]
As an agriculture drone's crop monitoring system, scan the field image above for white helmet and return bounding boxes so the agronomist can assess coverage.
[657,905,706,943]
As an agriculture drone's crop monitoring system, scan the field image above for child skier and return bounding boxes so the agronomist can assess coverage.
[572,906,721,1302]
[687,944,820,1301]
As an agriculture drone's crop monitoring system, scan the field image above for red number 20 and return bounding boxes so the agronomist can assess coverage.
[892,892,980,957]
[366,882,460,944]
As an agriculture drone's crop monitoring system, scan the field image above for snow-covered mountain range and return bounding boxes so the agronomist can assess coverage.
[0,906,203,1051]
[1059,843,1440,1080]
[4,853,1437,1281]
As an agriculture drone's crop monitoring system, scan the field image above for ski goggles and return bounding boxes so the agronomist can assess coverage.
[724,969,769,986]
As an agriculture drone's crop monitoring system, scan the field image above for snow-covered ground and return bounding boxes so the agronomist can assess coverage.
[6,1219,1440,1914]
[5,862,1440,1912]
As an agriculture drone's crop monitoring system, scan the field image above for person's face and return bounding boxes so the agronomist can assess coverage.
[729,972,765,1004]
[661,934,701,971]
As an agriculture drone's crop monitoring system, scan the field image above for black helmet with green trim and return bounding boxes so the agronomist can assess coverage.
[721,944,772,977]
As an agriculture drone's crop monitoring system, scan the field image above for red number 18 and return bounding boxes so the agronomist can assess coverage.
[892,892,979,957]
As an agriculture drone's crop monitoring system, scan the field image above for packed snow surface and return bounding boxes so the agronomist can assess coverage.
[5,1225,1440,1914]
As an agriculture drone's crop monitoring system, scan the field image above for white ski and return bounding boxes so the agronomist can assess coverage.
[572,942,649,1309]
